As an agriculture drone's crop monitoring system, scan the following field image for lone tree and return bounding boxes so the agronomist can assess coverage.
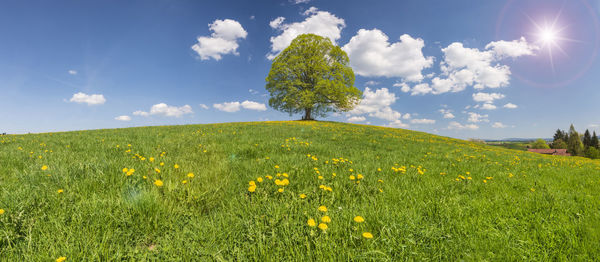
[265,34,361,120]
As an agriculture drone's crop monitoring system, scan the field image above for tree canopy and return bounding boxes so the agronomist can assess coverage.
[531,139,550,149]
[265,34,361,120]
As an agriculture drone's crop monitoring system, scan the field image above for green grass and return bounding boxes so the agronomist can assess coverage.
[1,121,599,260]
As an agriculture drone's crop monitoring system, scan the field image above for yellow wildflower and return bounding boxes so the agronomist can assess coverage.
[307,218,316,227]
[122,168,128,173]
[278,188,284,193]
[41,165,48,171]
[174,164,179,169]
[57,189,64,194]
[154,180,164,187]
[182,180,188,184]
[318,223,328,230]
[160,162,164,166]
[318,206,327,212]
[349,175,356,180]
[0,209,4,215]
[354,216,365,223]
[154,168,161,173]
[321,216,331,223]
[362,232,373,239]
[248,185,256,192]
[257,177,263,182]
[299,193,306,199]
[56,257,67,262]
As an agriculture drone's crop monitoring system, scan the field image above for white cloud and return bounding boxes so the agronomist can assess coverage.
[133,110,149,117]
[485,37,538,59]
[439,109,455,119]
[409,83,433,95]
[250,15,255,20]
[503,103,518,109]
[213,100,267,112]
[349,87,404,121]
[69,92,106,105]
[480,103,497,110]
[387,119,410,128]
[467,112,489,123]
[365,80,380,86]
[268,7,345,59]
[241,100,267,111]
[403,113,411,119]
[68,70,77,75]
[342,30,433,81]
[214,102,241,112]
[292,0,311,4]
[472,92,505,103]
[134,103,193,117]
[448,121,479,130]
[199,104,209,109]
[248,89,260,95]
[492,122,508,128]
[115,115,131,121]
[191,19,248,61]
[347,116,366,122]
[411,118,436,124]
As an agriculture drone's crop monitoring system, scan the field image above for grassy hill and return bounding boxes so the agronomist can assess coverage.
[1,121,599,260]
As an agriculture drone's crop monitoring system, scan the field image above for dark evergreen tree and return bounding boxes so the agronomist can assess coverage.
[553,129,564,142]
[583,129,592,148]
[592,131,599,149]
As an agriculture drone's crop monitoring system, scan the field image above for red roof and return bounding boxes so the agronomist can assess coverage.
[527,149,570,156]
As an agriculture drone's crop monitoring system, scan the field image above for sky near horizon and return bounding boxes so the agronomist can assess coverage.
[1,0,599,139]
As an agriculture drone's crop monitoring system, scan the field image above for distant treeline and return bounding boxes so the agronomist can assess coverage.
[540,124,599,159]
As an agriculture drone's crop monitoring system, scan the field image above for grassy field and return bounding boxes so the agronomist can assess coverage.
[1,121,599,260]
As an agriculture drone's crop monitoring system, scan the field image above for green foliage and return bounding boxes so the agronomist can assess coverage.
[553,129,568,143]
[530,138,550,149]
[1,121,600,260]
[585,146,600,159]
[265,34,361,120]
[551,139,567,149]
[583,129,592,148]
[567,124,584,156]
[592,131,599,149]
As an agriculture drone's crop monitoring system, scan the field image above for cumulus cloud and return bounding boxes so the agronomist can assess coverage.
[365,80,380,86]
[347,116,366,122]
[268,7,345,59]
[448,121,479,130]
[342,30,433,81]
[134,103,193,118]
[68,70,77,75]
[213,100,267,112]
[199,104,209,109]
[472,92,505,103]
[485,37,538,59]
[387,119,409,128]
[349,87,402,121]
[503,103,518,109]
[115,115,131,121]
[411,118,436,124]
[439,109,455,119]
[292,0,311,4]
[480,103,497,110]
[69,92,106,105]
[467,112,489,123]
[191,19,248,61]
[492,122,508,128]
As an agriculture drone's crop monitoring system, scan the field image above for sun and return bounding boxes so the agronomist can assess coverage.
[540,28,557,44]
[526,10,576,72]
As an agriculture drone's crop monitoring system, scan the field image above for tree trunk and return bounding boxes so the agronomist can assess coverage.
[303,108,312,120]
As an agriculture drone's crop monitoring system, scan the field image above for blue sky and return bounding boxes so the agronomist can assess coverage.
[1,0,599,139]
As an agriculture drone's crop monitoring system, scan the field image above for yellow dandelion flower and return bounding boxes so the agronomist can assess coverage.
[349,175,356,180]
[318,205,327,212]
[278,188,284,193]
[318,175,323,180]
[274,165,279,169]
[187,173,194,178]
[265,175,273,180]
[530,187,535,192]
[122,168,128,173]
[182,180,188,184]
[299,193,306,199]
[248,185,256,192]
[357,174,364,179]
[377,168,382,172]
[41,165,48,171]
[174,164,179,169]
[160,162,164,166]
[154,180,164,187]
[0,209,5,215]
[249,181,256,186]
[467,177,472,180]
[149,157,155,162]
[257,177,263,182]
[56,257,67,262]
[321,216,331,223]
[143,176,147,179]
[57,189,64,194]
[318,223,328,230]
[362,232,373,239]
[508,173,514,178]
[353,216,365,223]
[307,218,316,227]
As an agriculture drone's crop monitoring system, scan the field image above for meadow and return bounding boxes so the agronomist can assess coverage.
[1,121,599,261]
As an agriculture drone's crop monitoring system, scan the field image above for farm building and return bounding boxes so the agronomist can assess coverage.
[527,149,571,156]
